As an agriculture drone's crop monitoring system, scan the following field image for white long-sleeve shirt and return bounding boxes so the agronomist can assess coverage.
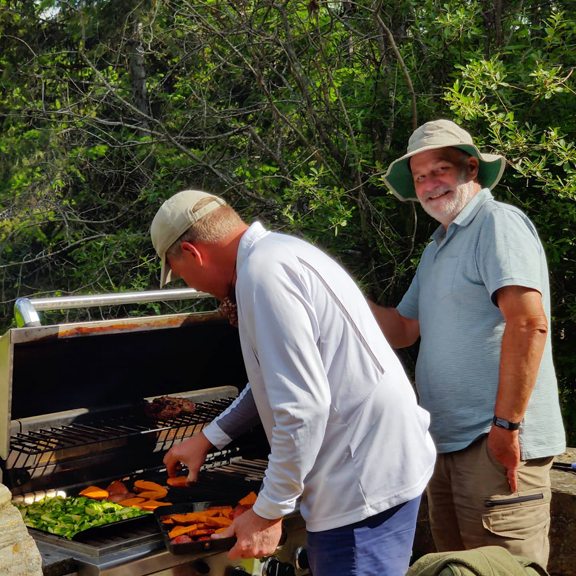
[203,222,436,532]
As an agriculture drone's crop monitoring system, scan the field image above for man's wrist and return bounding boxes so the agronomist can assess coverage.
[251,509,283,524]
[492,415,522,431]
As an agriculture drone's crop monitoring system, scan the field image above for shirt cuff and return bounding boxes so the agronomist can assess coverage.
[202,421,234,450]
[252,490,297,521]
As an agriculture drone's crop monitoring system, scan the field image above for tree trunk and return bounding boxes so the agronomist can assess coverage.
[129,19,151,137]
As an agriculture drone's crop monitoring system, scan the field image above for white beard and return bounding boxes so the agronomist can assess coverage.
[421,178,478,227]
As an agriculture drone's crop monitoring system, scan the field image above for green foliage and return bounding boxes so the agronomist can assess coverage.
[0,0,575,440]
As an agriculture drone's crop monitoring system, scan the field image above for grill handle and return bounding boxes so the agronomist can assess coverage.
[14,288,211,327]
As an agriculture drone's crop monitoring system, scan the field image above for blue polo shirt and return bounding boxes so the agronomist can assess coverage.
[398,188,566,459]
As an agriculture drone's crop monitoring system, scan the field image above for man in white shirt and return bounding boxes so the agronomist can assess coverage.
[151,189,436,576]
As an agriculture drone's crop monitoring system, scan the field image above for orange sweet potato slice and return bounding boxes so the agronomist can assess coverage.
[170,512,209,525]
[138,500,172,511]
[136,489,168,500]
[205,516,232,528]
[117,497,146,507]
[214,527,228,534]
[167,476,188,487]
[238,491,258,506]
[219,508,232,519]
[169,513,193,525]
[168,524,198,539]
[200,508,223,517]
[133,480,165,493]
[79,486,109,500]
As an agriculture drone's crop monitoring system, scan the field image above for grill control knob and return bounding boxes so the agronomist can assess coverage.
[262,557,295,576]
[294,546,310,570]
[193,560,211,574]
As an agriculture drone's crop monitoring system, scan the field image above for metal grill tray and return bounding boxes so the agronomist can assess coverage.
[154,501,237,555]
[73,513,157,542]
[28,512,158,543]
[20,473,219,545]
[23,458,264,545]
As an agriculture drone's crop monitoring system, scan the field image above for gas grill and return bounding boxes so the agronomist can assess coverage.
[1,290,309,576]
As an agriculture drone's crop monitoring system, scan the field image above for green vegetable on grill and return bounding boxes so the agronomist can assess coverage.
[12,496,150,539]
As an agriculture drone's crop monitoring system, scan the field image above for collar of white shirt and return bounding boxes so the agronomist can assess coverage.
[237,221,270,269]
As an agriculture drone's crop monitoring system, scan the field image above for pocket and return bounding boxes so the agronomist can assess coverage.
[482,490,550,540]
[434,257,459,300]
[485,493,543,508]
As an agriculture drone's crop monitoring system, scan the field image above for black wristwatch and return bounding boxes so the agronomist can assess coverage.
[492,415,522,431]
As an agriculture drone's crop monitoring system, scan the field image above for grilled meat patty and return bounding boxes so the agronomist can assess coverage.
[144,396,196,420]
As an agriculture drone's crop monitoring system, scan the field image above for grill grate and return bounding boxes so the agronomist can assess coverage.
[10,398,234,457]
[4,394,273,499]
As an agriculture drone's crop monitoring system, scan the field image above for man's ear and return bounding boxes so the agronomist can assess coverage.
[468,156,480,179]
[181,241,203,266]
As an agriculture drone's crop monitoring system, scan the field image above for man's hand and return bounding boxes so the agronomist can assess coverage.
[488,424,521,492]
[163,432,213,484]
[212,508,283,561]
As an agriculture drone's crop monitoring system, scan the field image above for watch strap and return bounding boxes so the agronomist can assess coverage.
[492,415,522,431]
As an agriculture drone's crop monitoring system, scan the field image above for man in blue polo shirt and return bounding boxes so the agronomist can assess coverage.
[370,119,565,567]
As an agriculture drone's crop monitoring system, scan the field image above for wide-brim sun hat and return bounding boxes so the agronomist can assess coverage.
[150,189,226,287]
[382,119,506,201]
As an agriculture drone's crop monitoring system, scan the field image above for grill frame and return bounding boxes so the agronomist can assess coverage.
[0,292,311,575]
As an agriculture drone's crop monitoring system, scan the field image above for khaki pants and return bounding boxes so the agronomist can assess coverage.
[427,435,553,568]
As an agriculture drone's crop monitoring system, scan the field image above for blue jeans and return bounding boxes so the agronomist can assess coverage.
[306,496,421,576]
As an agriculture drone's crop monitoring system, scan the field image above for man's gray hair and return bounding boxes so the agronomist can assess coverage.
[166,197,245,257]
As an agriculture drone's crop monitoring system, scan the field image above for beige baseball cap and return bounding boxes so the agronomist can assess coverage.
[151,190,226,287]
[382,119,506,201]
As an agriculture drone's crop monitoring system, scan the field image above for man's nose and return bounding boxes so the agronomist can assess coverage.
[422,177,442,194]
